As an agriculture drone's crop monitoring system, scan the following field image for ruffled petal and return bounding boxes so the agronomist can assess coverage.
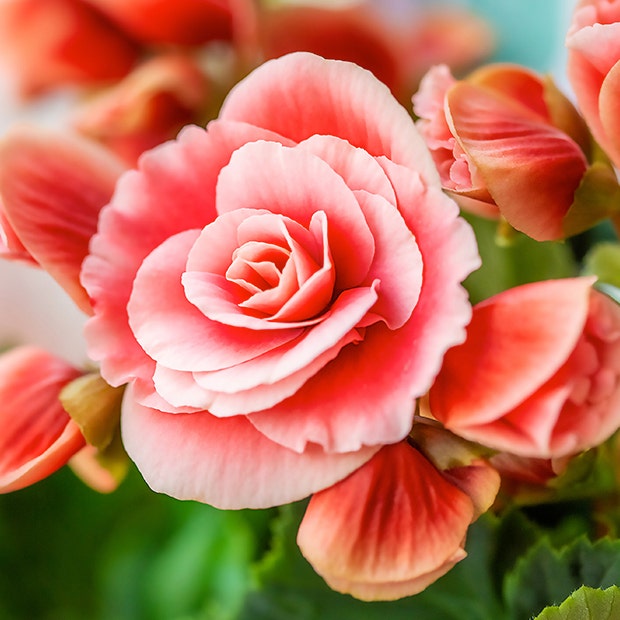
[219,52,439,184]
[128,230,301,375]
[121,390,379,509]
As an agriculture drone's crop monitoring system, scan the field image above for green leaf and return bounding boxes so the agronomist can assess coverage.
[236,504,505,620]
[534,586,620,620]
[463,213,577,304]
[504,536,620,620]
[583,242,620,289]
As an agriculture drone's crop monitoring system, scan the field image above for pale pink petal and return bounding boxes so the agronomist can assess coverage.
[192,284,378,395]
[153,331,357,415]
[354,190,422,329]
[82,121,293,385]
[215,140,375,289]
[219,52,439,184]
[430,278,595,429]
[128,230,301,374]
[182,271,328,330]
[120,391,380,509]
[297,442,473,601]
[297,135,396,204]
[0,126,126,314]
[0,346,84,493]
[446,82,587,240]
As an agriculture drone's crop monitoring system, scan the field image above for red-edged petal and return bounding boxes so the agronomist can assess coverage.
[0,127,126,314]
[446,81,588,241]
[219,52,440,184]
[120,390,379,509]
[430,278,595,430]
[297,441,473,601]
[0,346,84,493]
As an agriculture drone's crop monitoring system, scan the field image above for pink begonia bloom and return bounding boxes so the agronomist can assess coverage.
[566,0,620,170]
[0,126,127,313]
[0,346,84,493]
[0,0,139,98]
[430,278,620,459]
[413,63,597,241]
[298,438,499,601]
[73,54,210,165]
[71,52,479,509]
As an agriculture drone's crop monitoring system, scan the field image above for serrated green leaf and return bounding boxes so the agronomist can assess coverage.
[504,536,620,620]
[236,504,505,620]
[535,586,620,620]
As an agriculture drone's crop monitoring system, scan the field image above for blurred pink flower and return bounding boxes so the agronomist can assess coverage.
[73,54,210,165]
[258,4,493,102]
[0,0,139,97]
[84,0,251,46]
[430,278,620,459]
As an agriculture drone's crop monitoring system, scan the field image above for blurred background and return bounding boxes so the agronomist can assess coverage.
[0,1,577,618]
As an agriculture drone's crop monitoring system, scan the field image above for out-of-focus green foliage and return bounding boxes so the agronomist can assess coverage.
[0,466,274,620]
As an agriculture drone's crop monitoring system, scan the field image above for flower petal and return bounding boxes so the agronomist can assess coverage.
[220,52,439,184]
[430,278,595,430]
[0,126,126,313]
[0,346,84,493]
[121,390,380,509]
[297,441,473,601]
[446,81,588,240]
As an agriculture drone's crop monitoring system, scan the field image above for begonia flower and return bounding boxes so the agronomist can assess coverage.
[566,0,620,171]
[1,52,479,509]
[298,431,499,600]
[73,54,211,165]
[0,346,84,493]
[0,0,139,97]
[429,278,620,459]
[413,63,620,241]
